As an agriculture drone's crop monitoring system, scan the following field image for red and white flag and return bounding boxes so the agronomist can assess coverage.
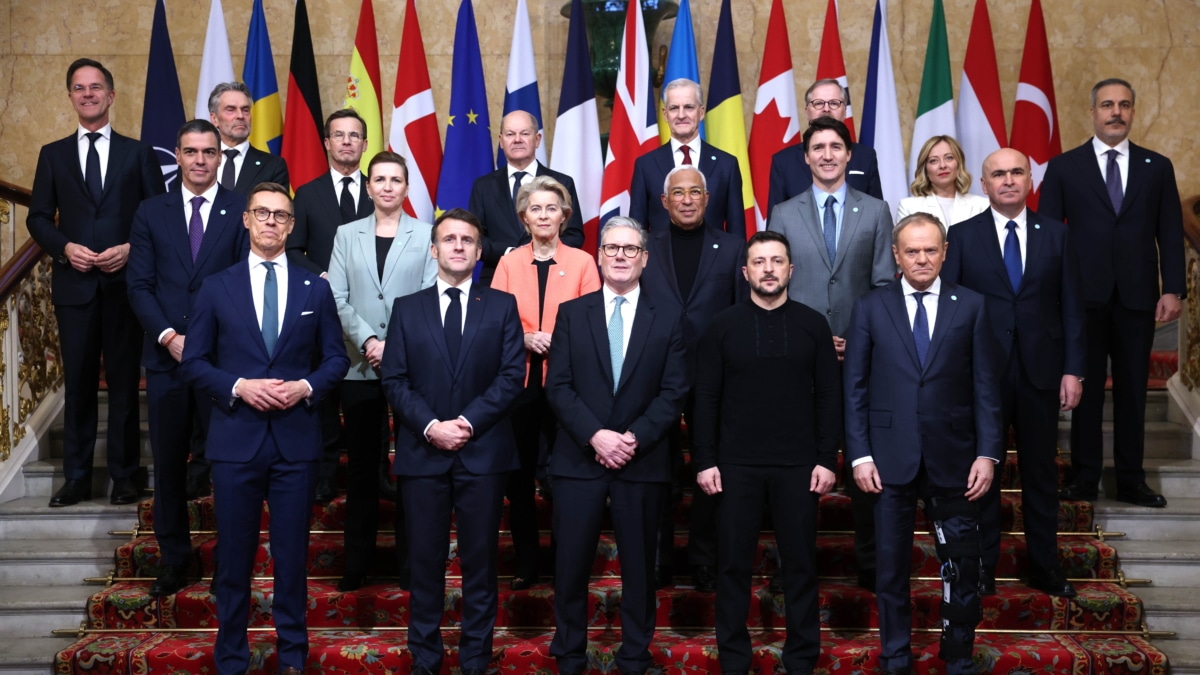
[748,0,801,233]
[815,0,855,140]
[388,0,442,222]
[1009,0,1060,209]
[956,0,1006,194]
[599,0,658,223]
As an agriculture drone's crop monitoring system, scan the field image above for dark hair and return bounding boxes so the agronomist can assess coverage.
[175,119,220,148]
[246,182,293,207]
[1090,78,1136,107]
[324,108,367,140]
[66,58,114,91]
[432,207,482,243]
[367,151,409,182]
[745,230,790,264]
[802,116,853,152]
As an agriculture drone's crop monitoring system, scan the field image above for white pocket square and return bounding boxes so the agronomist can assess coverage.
[301,310,314,316]
[849,170,865,175]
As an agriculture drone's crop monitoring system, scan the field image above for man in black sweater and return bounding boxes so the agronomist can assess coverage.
[693,230,843,675]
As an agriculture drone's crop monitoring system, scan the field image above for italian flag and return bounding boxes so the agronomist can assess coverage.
[908,0,956,182]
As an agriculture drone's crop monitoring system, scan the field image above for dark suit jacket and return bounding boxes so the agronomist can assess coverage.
[843,280,1003,489]
[180,262,350,463]
[470,163,586,282]
[628,141,746,238]
[545,288,690,482]
[127,185,249,372]
[943,208,1086,390]
[381,284,526,477]
[1038,140,1185,310]
[768,142,882,215]
[232,146,290,195]
[26,130,165,305]
[286,171,373,274]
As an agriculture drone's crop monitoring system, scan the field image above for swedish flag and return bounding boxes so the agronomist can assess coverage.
[243,0,282,155]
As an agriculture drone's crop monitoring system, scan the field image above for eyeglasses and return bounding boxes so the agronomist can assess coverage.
[807,99,845,111]
[247,208,294,224]
[600,244,644,258]
[668,187,705,201]
[329,131,364,142]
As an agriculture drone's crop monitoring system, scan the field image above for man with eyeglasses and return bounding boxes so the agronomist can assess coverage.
[470,110,585,285]
[28,58,165,508]
[181,182,349,675]
[546,217,689,675]
[285,108,374,504]
[629,78,746,238]
[207,82,289,195]
[768,79,883,213]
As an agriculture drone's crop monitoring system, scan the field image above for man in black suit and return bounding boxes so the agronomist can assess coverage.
[768,79,883,214]
[127,119,248,597]
[546,217,690,675]
[381,209,525,675]
[944,147,1085,599]
[640,165,745,592]
[1039,78,1185,508]
[207,81,290,196]
[27,58,165,507]
[470,110,585,285]
[629,79,746,238]
[285,108,374,503]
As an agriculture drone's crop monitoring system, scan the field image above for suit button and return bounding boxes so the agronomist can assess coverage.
[379,322,386,329]
[378,293,384,300]
[919,381,925,387]
[182,314,188,320]
[827,309,833,316]
[829,277,836,284]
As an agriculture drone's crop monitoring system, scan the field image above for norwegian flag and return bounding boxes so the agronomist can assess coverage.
[748,0,801,234]
[815,0,855,140]
[388,0,442,222]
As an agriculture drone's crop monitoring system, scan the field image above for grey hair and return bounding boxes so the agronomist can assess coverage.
[662,78,703,107]
[516,175,574,235]
[805,78,846,104]
[207,82,254,114]
[662,165,708,195]
[600,216,648,250]
[893,212,947,246]
[1090,78,1136,107]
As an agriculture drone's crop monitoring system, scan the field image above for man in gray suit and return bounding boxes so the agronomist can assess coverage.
[767,115,893,590]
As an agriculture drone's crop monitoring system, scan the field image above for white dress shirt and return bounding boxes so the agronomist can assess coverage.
[221,140,251,184]
[990,208,1028,271]
[330,167,363,212]
[424,277,475,438]
[1092,135,1130,193]
[233,251,311,399]
[76,123,111,188]
[669,137,702,168]
[157,181,221,344]
[507,161,538,196]
[602,283,640,361]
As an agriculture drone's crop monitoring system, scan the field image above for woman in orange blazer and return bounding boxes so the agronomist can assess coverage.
[492,175,601,590]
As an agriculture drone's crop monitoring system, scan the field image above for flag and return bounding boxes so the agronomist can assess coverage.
[956,0,1005,195]
[550,0,602,253]
[748,0,801,233]
[1009,0,1060,208]
[499,0,546,168]
[815,0,855,140]
[860,0,907,216]
[598,0,658,224]
[705,0,752,229]
[242,0,282,156]
[390,0,442,222]
[656,0,703,143]
[436,0,493,215]
[281,0,325,191]
[345,0,384,173]
[141,0,186,192]
[194,0,234,121]
[908,0,956,182]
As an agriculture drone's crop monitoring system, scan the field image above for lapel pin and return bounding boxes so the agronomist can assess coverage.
[256,160,262,166]
[712,243,719,248]
[852,207,859,212]
[559,270,566,276]
[1145,158,1151,163]
[951,295,957,301]
[304,280,311,286]
[710,155,716,161]
[1034,223,1041,229]
[220,209,226,215]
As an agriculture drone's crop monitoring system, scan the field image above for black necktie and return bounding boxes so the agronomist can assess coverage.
[444,287,463,365]
[511,171,527,205]
[85,132,103,203]
[1105,149,1123,213]
[221,149,239,190]
[913,291,930,368]
[339,176,357,223]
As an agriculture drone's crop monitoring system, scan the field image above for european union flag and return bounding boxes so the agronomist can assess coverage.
[435,0,492,216]
[140,0,186,191]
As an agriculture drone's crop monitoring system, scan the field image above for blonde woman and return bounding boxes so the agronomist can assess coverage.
[897,135,990,228]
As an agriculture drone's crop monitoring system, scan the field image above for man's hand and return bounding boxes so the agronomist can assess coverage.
[832,336,846,362]
[363,338,385,368]
[166,334,185,362]
[271,381,312,410]
[64,242,98,272]
[235,378,287,411]
[590,429,636,469]
[428,420,471,451]
[810,465,837,495]
[964,457,995,501]
[524,331,552,356]
[94,243,130,273]
[697,467,722,495]
[853,461,883,494]
[1156,293,1183,323]
[1059,375,1083,411]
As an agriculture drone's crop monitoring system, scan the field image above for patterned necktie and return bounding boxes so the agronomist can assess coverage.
[511,171,527,205]
[1003,220,1023,292]
[913,291,930,368]
[221,149,239,190]
[261,262,278,357]
[339,176,357,223]
[188,196,205,262]
[85,132,103,203]
[680,145,693,166]
[823,194,838,264]
[1106,149,1123,213]
[608,296,626,392]
[444,287,463,365]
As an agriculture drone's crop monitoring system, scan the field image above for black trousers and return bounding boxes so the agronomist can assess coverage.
[146,367,211,567]
[506,386,556,579]
[340,380,405,577]
[315,384,343,482]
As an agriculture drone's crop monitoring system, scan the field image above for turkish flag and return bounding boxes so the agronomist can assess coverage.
[1009,0,1061,209]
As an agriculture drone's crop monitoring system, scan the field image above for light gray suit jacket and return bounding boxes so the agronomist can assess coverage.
[328,212,438,380]
[767,186,895,336]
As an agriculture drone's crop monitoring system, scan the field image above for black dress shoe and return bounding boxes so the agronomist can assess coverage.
[337,573,364,592]
[1115,483,1167,508]
[857,569,876,593]
[110,477,140,505]
[313,478,335,504]
[49,479,92,507]
[149,565,189,597]
[655,566,673,589]
[691,565,716,593]
[1058,482,1098,502]
[510,574,538,591]
[185,473,211,499]
[979,568,997,596]
[378,473,397,502]
[1028,570,1077,598]
[396,568,411,591]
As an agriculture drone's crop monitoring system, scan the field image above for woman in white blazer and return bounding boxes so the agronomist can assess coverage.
[327,151,437,591]
[897,135,990,228]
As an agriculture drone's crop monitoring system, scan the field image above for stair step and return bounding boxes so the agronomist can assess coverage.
[1122,457,1200,496]
[1157,638,1200,675]
[47,419,151,461]
[1133,587,1200,640]
[1107,540,1200,587]
[1060,420,1193,460]
[0,496,139,539]
[0,636,77,675]
[1095,496,1200,540]
[0,585,91,639]
[17,461,153,502]
[0,538,116,585]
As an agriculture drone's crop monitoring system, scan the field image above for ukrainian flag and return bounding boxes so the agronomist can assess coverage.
[243,0,282,155]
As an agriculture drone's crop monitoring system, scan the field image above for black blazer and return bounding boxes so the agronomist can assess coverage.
[767,142,882,214]
[1038,140,1185,310]
[286,172,374,274]
[628,141,746,239]
[232,146,290,195]
[26,131,165,305]
[943,208,1086,391]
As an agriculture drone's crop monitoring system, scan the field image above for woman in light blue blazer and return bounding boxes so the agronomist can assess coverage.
[327,151,437,591]
[897,135,990,228]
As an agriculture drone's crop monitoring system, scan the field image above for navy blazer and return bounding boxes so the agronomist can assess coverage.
[126,185,249,372]
[943,208,1086,390]
[26,131,165,305]
[843,280,1003,490]
[180,262,350,463]
[1038,140,1185,310]
[767,142,882,215]
[381,284,526,477]
[286,171,374,275]
[545,288,690,482]
[628,141,746,239]
[232,146,290,195]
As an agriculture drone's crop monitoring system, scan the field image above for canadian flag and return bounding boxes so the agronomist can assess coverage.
[748,0,800,234]
[1009,0,1061,209]
[815,0,855,140]
[388,0,442,222]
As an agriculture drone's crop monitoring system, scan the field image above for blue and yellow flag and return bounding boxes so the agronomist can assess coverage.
[435,0,492,216]
[243,0,282,155]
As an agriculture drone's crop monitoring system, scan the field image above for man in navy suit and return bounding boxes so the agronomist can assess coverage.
[181,182,349,675]
[207,82,290,196]
[27,58,165,507]
[768,79,883,214]
[127,119,248,598]
[844,213,1004,675]
[546,217,690,675]
[470,110,585,285]
[629,79,745,238]
[944,148,1085,598]
[1039,78,1185,508]
[380,208,525,675]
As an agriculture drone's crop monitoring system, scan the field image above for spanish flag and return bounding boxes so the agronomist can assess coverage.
[344,0,384,173]
[242,0,282,155]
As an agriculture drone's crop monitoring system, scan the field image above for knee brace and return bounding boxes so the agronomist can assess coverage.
[926,495,982,661]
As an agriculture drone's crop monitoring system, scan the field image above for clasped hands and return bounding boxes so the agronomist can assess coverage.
[235,378,311,412]
[591,429,637,469]
[64,242,129,273]
[427,419,473,451]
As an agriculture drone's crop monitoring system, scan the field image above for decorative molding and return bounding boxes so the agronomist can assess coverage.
[1182,245,1199,392]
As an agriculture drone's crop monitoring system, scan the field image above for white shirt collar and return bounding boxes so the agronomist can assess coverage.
[222,139,251,157]
[900,275,941,298]
[507,161,539,180]
[670,136,702,159]
[249,249,289,268]
[1092,135,1130,156]
[330,166,361,184]
[603,282,641,308]
[182,181,220,207]
[436,276,473,297]
[989,207,1027,230]
[77,123,112,141]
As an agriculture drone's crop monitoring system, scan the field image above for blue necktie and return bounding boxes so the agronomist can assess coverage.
[188,196,205,262]
[822,194,838,264]
[913,291,930,368]
[1003,220,1023,292]
[608,296,626,392]
[1105,149,1123,213]
[444,287,463,366]
[261,262,278,357]
[85,132,103,203]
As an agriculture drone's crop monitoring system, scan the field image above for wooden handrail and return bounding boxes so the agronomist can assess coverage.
[0,178,31,205]
[0,180,42,301]
[1184,195,1200,253]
